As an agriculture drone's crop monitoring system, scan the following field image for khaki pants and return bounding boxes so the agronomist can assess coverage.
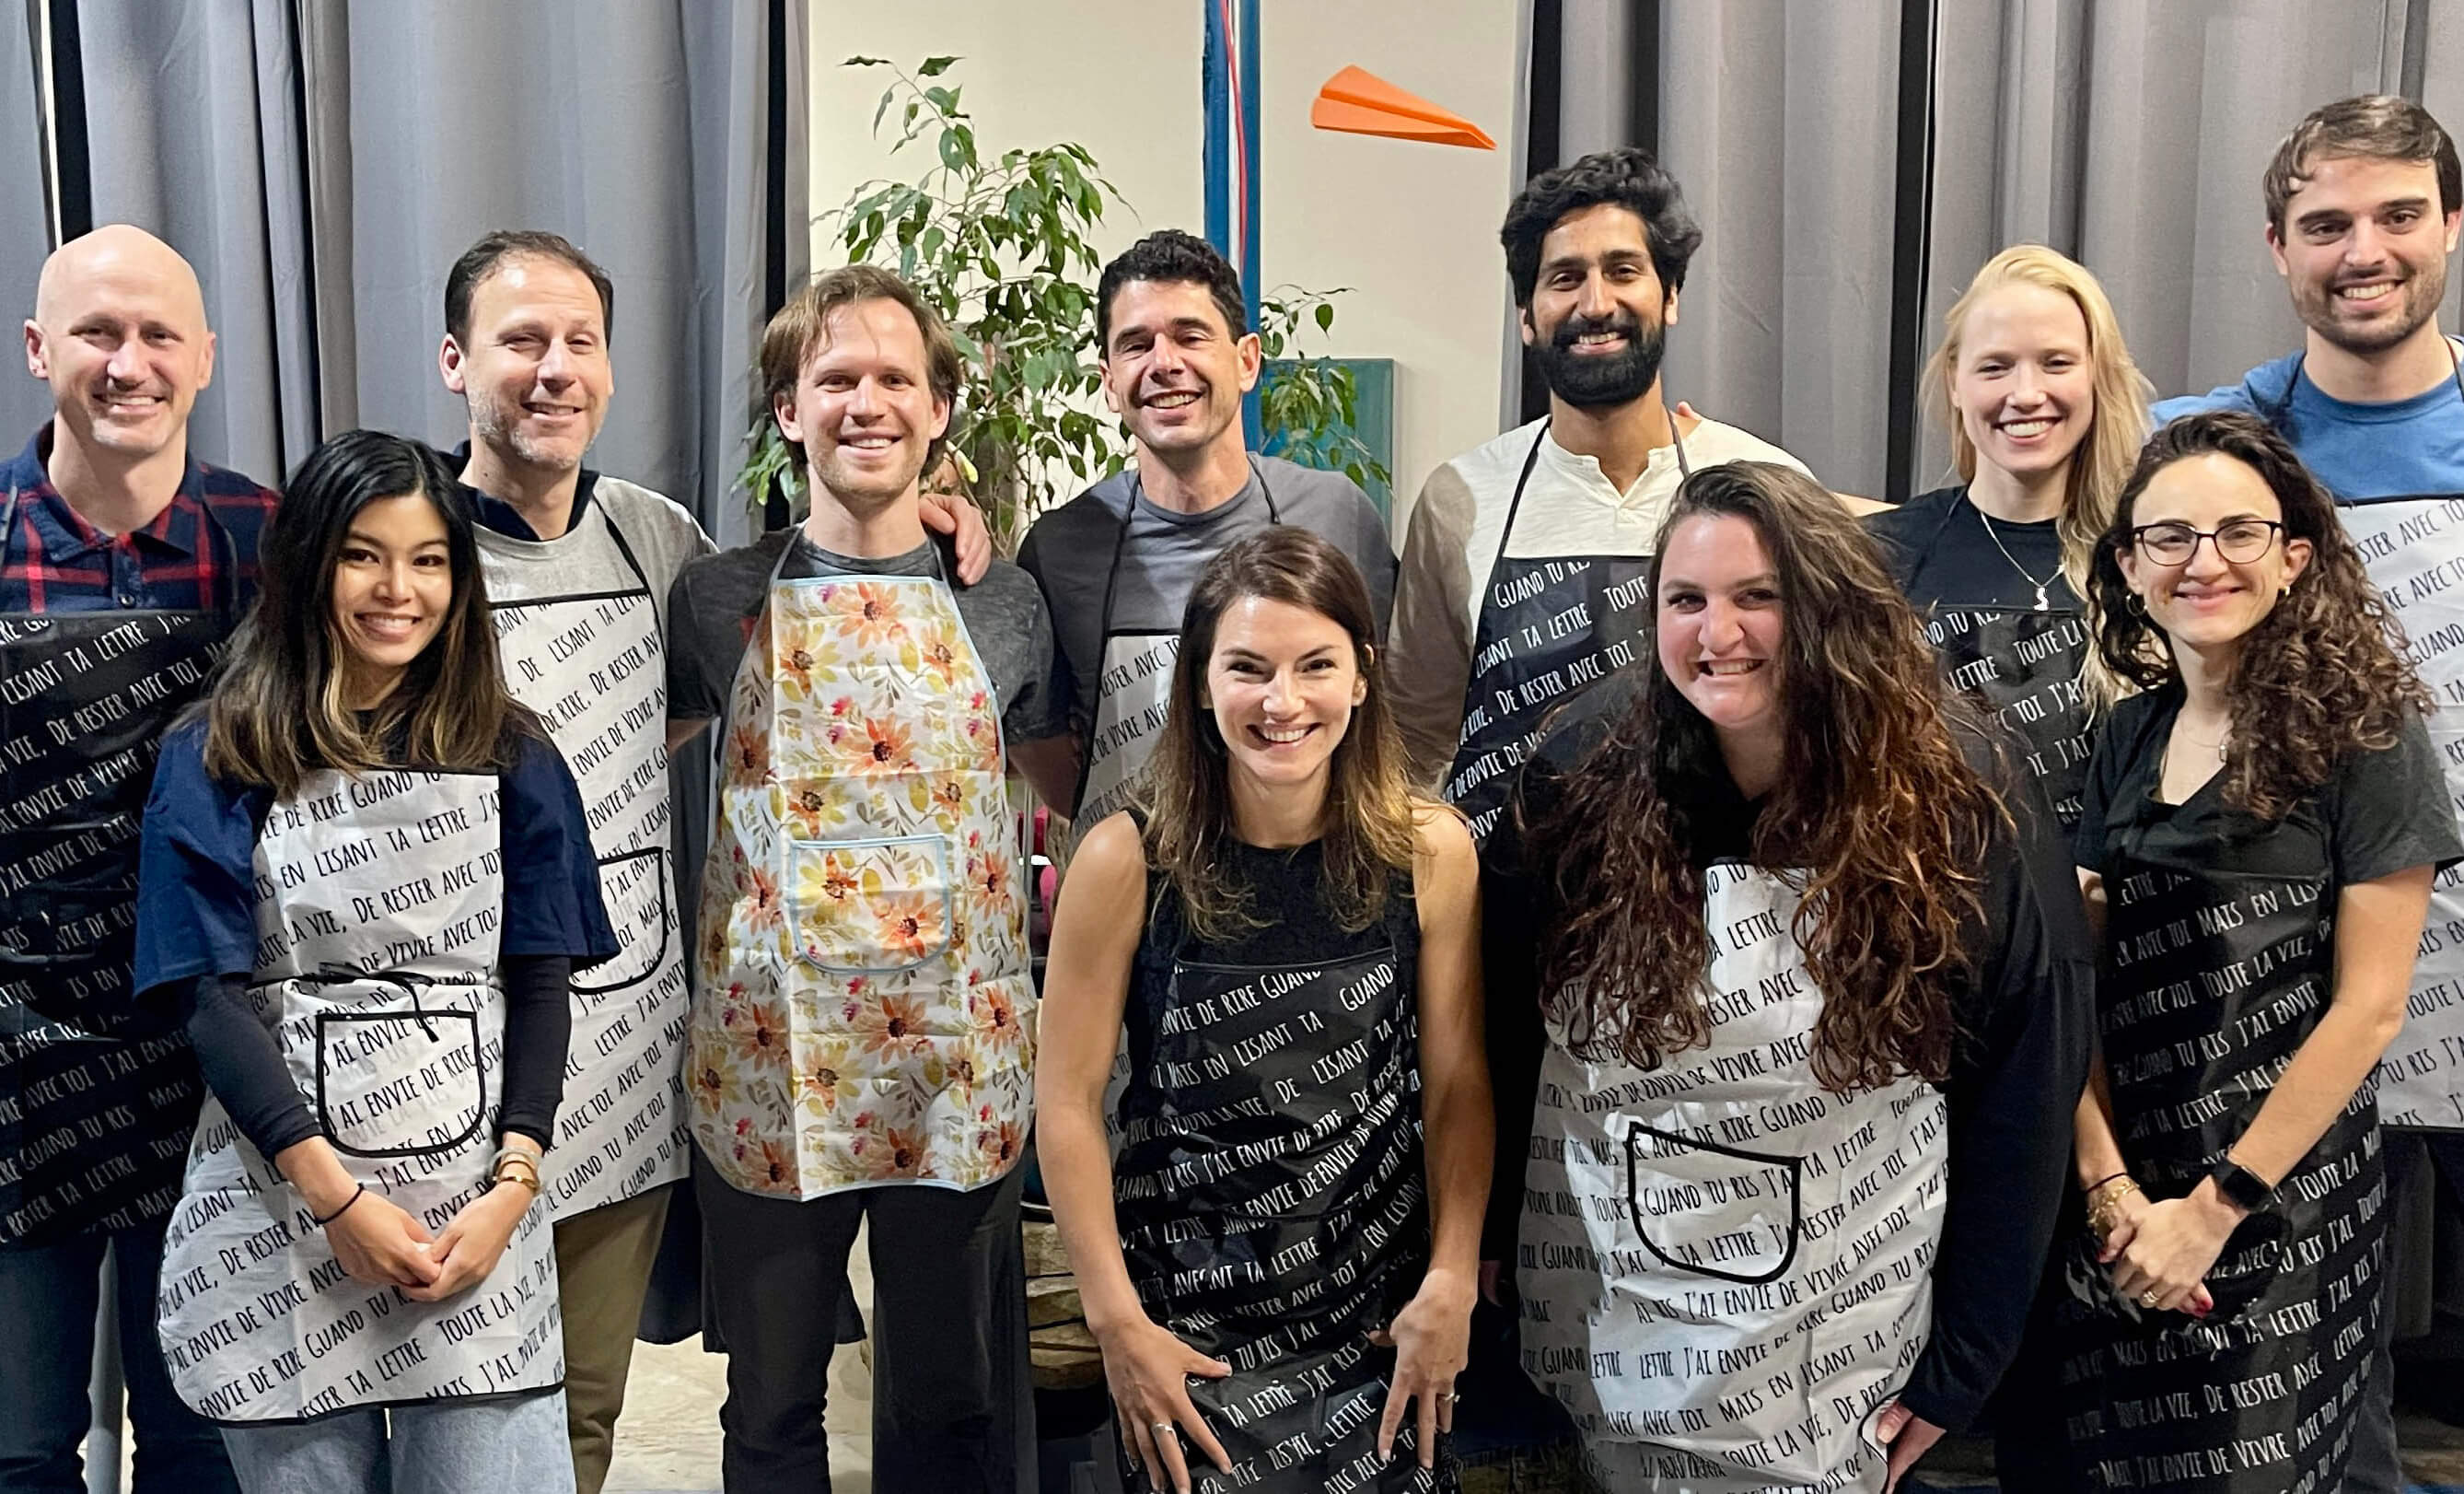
[554,1185,676,1494]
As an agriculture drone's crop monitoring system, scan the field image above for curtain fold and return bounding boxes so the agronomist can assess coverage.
[0,6,55,441]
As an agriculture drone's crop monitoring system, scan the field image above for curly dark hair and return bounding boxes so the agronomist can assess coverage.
[1095,228,1248,354]
[2090,410,2432,821]
[1500,146,1703,308]
[1521,462,2006,1091]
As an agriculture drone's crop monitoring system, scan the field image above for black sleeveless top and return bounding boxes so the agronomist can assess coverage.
[1124,823,1422,1074]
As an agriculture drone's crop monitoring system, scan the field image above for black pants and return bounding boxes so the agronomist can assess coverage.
[695,1146,1033,1494]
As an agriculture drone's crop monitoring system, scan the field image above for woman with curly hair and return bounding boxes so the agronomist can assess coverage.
[1868,244,2153,829]
[2054,410,2458,1492]
[1038,527,1491,1493]
[1483,461,2091,1492]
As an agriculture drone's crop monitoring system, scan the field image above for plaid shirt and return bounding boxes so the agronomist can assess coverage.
[0,425,278,615]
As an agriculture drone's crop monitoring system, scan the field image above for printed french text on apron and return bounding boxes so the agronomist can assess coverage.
[485,508,690,1214]
[157,769,560,1423]
[1517,864,1946,1494]
[2055,791,2378,1492]
[1446,426,1679,843]
[0,485,233,1245]
[1115,940,1444,1492]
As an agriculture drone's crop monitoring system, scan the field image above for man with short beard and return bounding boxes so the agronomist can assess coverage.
[1385,147,1812,841]
[1014,229,1394,828]
[2152,94,2464,1494]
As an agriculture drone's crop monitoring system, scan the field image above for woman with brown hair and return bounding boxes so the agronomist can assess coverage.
[2056,410,2458,1492]
[1038,526,1492,1494]
[1483,461,2090,1492]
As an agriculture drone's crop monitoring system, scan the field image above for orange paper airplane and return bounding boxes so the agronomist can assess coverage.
[1311,65,1496,150]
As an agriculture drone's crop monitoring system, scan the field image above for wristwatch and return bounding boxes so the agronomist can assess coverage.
[2208,1157,2275,1213]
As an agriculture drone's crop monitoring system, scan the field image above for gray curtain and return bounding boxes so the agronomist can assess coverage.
[1538,0,2460,500]
[66,0,805,541]
[0,7,61,443]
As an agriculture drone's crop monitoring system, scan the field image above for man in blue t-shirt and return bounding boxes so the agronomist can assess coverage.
[2156,95,2464,1494]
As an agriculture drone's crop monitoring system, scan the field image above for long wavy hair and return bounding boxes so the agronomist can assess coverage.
[204,430,530,797]
[1139,527,1420,943]
[1523,463,2007,1091]
[2090,410,2430,821]
[1924,245,2154,706]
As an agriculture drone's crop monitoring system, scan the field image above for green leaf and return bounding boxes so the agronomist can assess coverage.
[1316,301,1334,334]
[918,55,959,76]
[843,54,889,67]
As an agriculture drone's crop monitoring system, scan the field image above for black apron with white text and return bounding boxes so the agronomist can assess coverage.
[1892,497,2095,829]
[2055,776,2379,1492]
[0,485,234,1245]
[1113,940,1447,1492]
[1445,425,1684,843]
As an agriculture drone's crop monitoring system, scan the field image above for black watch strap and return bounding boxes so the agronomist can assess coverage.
[2210,1158,2274,1212]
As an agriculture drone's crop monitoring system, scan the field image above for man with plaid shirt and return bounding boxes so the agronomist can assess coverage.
[0,225,272,1493]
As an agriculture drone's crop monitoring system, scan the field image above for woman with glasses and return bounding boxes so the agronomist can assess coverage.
[2057,410,2457,1492]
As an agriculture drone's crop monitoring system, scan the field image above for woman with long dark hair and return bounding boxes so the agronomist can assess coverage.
[133,430,613,1490]
[1038,526,1492,1493]
[1484,461,2090,1491]
[2055,410,2457,1491]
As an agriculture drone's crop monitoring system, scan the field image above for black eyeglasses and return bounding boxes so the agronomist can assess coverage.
[2129,519,2284,566]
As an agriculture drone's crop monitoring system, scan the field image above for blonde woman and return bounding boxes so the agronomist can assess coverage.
[1868,244,2154,830]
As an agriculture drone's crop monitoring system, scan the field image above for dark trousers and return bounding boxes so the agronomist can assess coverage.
[0,1219,238,1494]
[695,1145,1033,1494]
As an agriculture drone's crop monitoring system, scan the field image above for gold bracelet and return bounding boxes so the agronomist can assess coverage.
[492,1151,542,1196]
[2085,1177,2142,1241]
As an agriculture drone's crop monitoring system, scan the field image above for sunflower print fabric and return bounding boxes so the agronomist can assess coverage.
[691,572,1034,1197]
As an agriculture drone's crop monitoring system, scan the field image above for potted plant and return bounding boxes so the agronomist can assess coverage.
[739,55,1386,552]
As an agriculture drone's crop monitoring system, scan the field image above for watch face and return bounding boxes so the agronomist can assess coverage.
[2214,1162,2272,1210]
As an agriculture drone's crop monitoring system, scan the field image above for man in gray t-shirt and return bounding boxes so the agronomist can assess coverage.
[1014,230,1396,825]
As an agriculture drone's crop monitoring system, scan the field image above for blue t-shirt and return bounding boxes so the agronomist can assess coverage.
[2154,344,2464,499]
[134,719,617,998]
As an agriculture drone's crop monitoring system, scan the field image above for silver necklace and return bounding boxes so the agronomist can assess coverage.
[1971,495,2052,612]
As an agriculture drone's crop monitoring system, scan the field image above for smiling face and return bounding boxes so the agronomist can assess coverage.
[1521,203,1677,410]
[1202,595,1367,803]
[1950,282,2096,487]
[1656,513,1785,753]
[774,297,952,515]
[1099,278,1261,462]
[2269,153,2462,356]
[439,254,612,474]
[25,226,215,465]
[329,492,454,708]
[2118,452,2313,663]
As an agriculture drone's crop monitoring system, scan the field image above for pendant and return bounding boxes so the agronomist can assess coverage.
[2032,585,2049,613]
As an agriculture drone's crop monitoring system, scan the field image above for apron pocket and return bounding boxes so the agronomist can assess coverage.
[1625,1121,1804,1285]
[313,1008,487,1157]
[572,846,672,996]
[785,835,954,974]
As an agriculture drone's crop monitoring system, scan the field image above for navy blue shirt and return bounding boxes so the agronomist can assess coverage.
[0,425,278,613]
[2154,345,2464,500]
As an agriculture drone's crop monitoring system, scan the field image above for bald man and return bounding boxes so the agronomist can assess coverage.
[0,225,263,1493]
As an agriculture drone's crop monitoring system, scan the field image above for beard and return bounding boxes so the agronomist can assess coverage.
[469,391,591,473]
[2295,257,2449,356]
[1532,310,1668,410]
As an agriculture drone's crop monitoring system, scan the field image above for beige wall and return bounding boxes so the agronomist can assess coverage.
[808,2,1517,535]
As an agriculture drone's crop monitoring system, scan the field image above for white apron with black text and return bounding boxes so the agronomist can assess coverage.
[1517,864,1947,1492]
[2342,492,2464,1126]
[157,768,559,1423]
[485,508,690,1214]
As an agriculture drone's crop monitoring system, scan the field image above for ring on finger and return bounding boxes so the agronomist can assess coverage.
[2138,1288,2161,1308]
